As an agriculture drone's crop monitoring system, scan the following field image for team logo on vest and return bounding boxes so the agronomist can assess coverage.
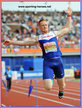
[43,42,57,53]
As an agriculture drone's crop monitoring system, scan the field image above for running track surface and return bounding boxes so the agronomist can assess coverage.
[2,78,80,107]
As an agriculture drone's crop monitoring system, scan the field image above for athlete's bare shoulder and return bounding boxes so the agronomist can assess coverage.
[53,31,59,39]
[54,31,57,35]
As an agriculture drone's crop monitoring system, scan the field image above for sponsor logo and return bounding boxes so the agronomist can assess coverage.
[42,35,53,39]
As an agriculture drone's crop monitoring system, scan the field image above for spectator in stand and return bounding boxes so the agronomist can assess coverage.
[2,10,80,49]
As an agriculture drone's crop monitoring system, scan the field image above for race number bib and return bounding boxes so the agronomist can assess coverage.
[43,42,57,53]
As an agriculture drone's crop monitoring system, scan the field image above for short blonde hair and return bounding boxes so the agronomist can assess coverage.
[38,18,47,25]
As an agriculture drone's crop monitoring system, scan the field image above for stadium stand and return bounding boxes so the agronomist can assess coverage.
[2,10,80,49]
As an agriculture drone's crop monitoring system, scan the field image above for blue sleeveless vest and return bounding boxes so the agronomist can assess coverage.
[39,31,62,59]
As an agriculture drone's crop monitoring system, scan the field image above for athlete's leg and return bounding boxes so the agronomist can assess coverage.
[7,79,9,90]
[9,78,11,89]
[57,77,65,99]
[56,77,65,92]
[43,60,53,90]
[53,58,65,98]
[43,79,53,90]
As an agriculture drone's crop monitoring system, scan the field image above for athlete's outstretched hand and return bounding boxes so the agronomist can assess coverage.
[64,7,72,15]
[3,40,12,45]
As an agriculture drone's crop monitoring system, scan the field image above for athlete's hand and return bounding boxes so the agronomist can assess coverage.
[3,40,12,45]
[64,7,72,15]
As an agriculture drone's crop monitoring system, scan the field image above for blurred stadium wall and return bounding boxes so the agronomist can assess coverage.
[2,49,80,79]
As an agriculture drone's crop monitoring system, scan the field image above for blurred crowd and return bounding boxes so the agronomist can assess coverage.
[2,10,80,49]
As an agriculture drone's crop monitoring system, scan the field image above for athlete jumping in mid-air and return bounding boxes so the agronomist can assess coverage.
[4,7,72,99]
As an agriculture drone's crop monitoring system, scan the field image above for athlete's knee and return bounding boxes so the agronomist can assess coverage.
[44,79,52,90]
[44,85,52,90]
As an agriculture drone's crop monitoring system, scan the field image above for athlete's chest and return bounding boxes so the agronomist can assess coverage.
[7,70,11,75]
[39,32,58,53]
[39,31,56,41]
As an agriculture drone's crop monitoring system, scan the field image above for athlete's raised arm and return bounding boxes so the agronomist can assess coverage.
[3,37,39,46]
[54,7,72,38]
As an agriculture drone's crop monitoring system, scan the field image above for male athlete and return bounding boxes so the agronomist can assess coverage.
[4,7,72,99]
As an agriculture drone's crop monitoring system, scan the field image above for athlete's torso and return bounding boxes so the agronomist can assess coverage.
[38,31,62,59]
[5,70,12,79]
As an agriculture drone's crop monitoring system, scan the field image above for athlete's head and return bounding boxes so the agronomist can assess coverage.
[7,66,10,70]
[20,65,23,68]
[38,17,48,34]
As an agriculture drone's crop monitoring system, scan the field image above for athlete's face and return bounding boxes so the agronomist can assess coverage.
[39,21,48,33]
[7,67,10,70]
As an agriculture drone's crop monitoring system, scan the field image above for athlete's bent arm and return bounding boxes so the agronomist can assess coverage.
[54,7,72,38]
[3,37,39,46]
